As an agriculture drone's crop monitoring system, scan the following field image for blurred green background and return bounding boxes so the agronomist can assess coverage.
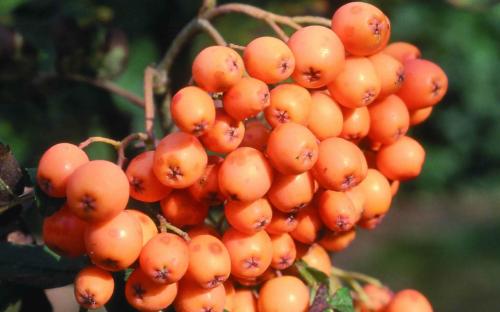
[0,0,499,311]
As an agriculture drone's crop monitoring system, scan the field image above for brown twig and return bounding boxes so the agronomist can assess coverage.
[78,136,121,149]
[228,43,245,50]
[291,16,331,27]
[143,67,156,141]
[265,17,289,41]
[116,132,149,167]
[157,214,191,241]
[65,74,145,108]
[198,19,227,46]
[0,191,35,215]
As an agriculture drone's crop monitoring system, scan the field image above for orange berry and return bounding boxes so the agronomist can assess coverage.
[153,132,208,189]
[223,77,270,121]
[243,36,295,84]
[264,84,311,128]
[358,169,392,223]
[409,106,433,126]
[188,155,224,205]
[369,52,405,98]
[328,56,381,108]
[318,229,357,252]
[125,209,158,246]
[43,205,87,257]
[192,45,243,92]
[171,86,215,136]
[397,59,448,110]
[318,190,357,232]
[331,2,391,56]
[174,278,226,312]
[224,280,236,312]
[290,204,323,244]
[218,147,273,202]
[239,120,271,152]
[270,233,296,270]
[368,95,410,145]
[224,198,273,234]
[288,25,345,88]
[160,190,209,228]
[385,289,433,312]
[139,233,189,284]
[355,284,393,312]
[232,289,258,312]
[126,151,171,203]
[265,209,299,235]
[340,106,370,142]
[383,41,421,63]
[258,276,309,312]
[125,268,178,311]
[201,108,245,154]
[187,234,231,288]
[312,137,368,191]
[223,227,273,279]
[84,211,143,271]
[37,143,89,198]
[376,136,425,181]
[298,243,332,276]
[266,122,318,175]
[307,92,344,140]
[267,171,316,213]
[74,266,114,309]
[66,160,129,223]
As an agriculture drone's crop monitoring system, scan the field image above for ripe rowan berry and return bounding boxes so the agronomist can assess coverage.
[225,198,273,234]
[222,227,273,279]
[125,268,178,311]
[37,143,89,198]
[383,41,421,63]
[243,36,295,84]
[239,120,271,152]
[355,284,393,312]
[340,106,371,142]
[267,171,316,213]
[74,266,114,309]
[188,155,224,205]
[288,25,345,88]
[368,95,410,145]
[223,77,270,121]
[200,108,245,154]
[290,204,323,244]
[264,84,311,128]
[66,160,129,223]
[187,234,231,288]
[171,86,216,136]
[160,190,209,228]
[331,2,391,56]
[266,122,318,175]
[126,151,171,203]
[139,232,189,284]
[153,132,208,189]
[369,52,405,98]
[318,190,357,232]
[297,243,332,276]
[218,147,273,202]
[318,229,357,252]
[269,233,296,270]
[192,45,244,92]
[307,92,344,141]
[258,276,309,312]
[124,209,158,246]
[174,278,226,312]
[43,205,86,257]
[385,289,433,312]
[84,211,143,271]
[376,135,425,181]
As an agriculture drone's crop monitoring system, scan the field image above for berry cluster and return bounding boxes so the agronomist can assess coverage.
[37,2,446,311]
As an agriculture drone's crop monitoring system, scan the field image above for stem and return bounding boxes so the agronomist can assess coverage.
[157,214,191,242]
[330,267,382,287]
[116,132,149,168]
[202,3,302,30]
[349,279,370,303]
[265,17,288,41]
[78,137,121,149]
[143,67,156,141]
[291,16,331,27]
[0,191,35,215]
[198,19,227,46]
[65,74,145,108]
[228,43,245,50]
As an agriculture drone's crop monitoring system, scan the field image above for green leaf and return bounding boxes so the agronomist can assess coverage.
[0,242,87,288]
[327,287,354,312]
[295,260,329,286]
